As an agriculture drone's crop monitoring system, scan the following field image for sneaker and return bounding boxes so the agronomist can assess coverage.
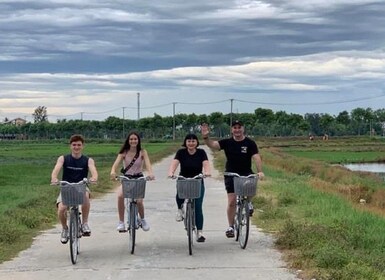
[196,231,206,242]
[175,208,184,222]
[225,226,235,238]
[141,219,150,231]
[248,202,254,217]
[81,223,91,236]
[116,221,126,232]
[60,228,69,244]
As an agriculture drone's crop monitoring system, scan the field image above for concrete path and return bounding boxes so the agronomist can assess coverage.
[0,147,299,280]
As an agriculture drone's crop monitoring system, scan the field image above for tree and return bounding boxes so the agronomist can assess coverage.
[32,106,48,123]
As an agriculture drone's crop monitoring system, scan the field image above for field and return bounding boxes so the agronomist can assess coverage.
[2,136,385,279]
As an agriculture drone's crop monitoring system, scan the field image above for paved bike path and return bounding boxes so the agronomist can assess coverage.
[0,146,299,280]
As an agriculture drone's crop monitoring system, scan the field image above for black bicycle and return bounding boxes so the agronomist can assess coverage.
[117,175,149,254]
[171,174,203,255]
[53,178,89,264]
[224,172,258,249]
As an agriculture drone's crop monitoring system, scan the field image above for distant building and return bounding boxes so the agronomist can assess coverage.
[3,118,27,126]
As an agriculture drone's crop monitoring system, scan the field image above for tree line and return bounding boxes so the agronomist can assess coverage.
[1,106,384,140]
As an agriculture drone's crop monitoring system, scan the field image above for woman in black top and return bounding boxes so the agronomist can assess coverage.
[168,134,211,242]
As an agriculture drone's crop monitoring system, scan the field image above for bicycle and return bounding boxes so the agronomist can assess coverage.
[117,175,149,254]
[52,178,89,264]
[224,172,258,249]
[170,174,203,255]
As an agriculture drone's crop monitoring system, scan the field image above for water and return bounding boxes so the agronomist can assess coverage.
[344,163,385,173]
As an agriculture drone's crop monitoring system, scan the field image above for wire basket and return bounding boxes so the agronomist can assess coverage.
[234,176,258,197]
[176,179,201,199]
[61,183,87,206]
[122,179,146,199]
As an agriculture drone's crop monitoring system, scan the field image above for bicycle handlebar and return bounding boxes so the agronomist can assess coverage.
[223,172,258,178]
[169,174,204,180]
[51,178,91,186]
[116,175,151,181]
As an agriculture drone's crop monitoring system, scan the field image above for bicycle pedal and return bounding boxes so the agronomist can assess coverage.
[82,232,91,237]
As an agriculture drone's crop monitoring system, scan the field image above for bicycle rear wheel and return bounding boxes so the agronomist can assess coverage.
[238,200,250,249]
[128,202,137,254]
[185,201,193,255]
[69,208,79,264]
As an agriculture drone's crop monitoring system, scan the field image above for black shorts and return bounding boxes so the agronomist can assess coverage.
[224,176,235,194]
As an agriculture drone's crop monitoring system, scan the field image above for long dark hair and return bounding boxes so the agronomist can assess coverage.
[119,131,142,154]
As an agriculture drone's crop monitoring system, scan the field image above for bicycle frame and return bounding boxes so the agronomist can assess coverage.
[224,172,258,249]
[53,178,89,264]
[117,175,148,254]
[172,174,203,255]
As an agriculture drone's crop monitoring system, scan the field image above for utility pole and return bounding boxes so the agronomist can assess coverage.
[122,107,126,139]
[137,92,140,120]
[230,99,234,128]
[80,112,84,121]
[172,102,176,140]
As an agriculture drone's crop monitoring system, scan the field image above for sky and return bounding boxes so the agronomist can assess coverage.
[1,0,385,122]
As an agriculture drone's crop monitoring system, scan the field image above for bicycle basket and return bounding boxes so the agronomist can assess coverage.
[233,176,258,196]
[122,179,146,199]
[61,183,87,206]
[176,179,201,199]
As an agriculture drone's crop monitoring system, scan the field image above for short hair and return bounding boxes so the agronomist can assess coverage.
[69,134,85,144]
[182,133,199,147]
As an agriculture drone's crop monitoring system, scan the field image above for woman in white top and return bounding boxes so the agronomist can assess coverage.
[110,131,155,232]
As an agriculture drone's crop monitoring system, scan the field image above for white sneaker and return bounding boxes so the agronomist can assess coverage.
[141,219,150,231]
[60,228,69,244]
[175,208,184,222]
[116,221,125,232]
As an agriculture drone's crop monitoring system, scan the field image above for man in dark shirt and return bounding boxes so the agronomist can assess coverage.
[201,120,264,238]
[51,134,98,244]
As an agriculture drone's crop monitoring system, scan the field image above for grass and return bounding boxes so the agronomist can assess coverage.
[0,140,179,263]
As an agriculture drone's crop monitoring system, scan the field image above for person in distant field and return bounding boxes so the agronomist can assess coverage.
[168,133,211,242]
[201,120,264,238]
[51,134,98,244]
[110,131,155,232]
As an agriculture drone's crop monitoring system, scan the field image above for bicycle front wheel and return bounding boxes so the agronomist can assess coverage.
[235,200,241,242]
[238,200,250,249]
[185,202,193,255]
[69,209,79,264]
[128,202,137,254]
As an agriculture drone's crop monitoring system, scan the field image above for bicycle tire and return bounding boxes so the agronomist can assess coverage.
[69,208,79,264]
[235,199,241,242]
[238,200,250,249]
[186,202,193,255]
[128,202,137,254]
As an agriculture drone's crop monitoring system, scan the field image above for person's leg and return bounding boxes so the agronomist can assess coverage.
[175,191,185,221]
[227,193,236,226]
[117,185,125,222]
[224,176,236,238]
[58,202,67,229]
[137,199,150,231]
[195,183,206,242]
[81,192,90,224]
[57,195,69,243]
[116,185,126,231]
[137,198,144,218]
[195,183,205,230]
[80,191,91,234]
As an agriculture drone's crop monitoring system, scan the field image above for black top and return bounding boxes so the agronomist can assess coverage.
[62,154,89,183]
[174,148,208,178]
[218,137,258,175]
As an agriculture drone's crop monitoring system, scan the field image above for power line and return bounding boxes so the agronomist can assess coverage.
[235,93,385,106]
